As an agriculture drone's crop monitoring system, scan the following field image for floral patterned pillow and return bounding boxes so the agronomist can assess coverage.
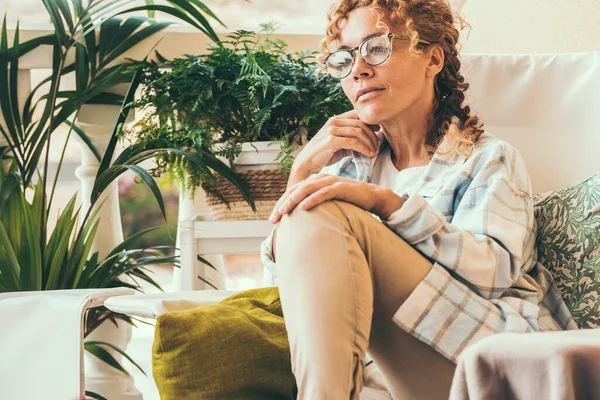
[534,173,600,329]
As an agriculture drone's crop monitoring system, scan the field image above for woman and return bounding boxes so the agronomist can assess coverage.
[261,1,577,399]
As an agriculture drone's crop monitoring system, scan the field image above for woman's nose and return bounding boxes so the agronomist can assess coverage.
[351,54,374,80]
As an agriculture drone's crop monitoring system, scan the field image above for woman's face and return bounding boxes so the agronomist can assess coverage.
[336,7,438,126]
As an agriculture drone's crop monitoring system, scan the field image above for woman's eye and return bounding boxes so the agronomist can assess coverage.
[334,59,352,68]
[369,46,387,54]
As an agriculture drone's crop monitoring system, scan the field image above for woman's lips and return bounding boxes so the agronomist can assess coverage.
[357,88,383,102]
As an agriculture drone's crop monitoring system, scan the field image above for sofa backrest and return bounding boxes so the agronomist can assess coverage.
[460,52,600,193]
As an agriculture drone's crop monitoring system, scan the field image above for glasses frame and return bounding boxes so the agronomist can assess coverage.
[325,33,431,79]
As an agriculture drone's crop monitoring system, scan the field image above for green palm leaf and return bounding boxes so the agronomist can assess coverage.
[85,340,146,376]
[0,17,21,154]
[114,5,220,44]
[0,221,20,291]
[99,20,172,69]
[63,120,101,162]
[18,188,42,290]
[84,342,131,376]
[85,391,107,400]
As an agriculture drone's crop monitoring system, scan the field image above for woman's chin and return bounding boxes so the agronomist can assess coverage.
[355,107,385,126]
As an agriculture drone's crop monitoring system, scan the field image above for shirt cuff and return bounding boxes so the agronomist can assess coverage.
[260,228,278,278]
[384,193,446,244]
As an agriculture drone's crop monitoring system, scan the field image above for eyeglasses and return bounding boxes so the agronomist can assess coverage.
[324,33,430,79]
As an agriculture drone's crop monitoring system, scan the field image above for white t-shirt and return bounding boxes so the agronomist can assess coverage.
[369,147,428,193]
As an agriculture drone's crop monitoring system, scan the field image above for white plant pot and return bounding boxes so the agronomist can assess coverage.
[227,141,285,171]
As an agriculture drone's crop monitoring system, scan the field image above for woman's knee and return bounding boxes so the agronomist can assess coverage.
[274,200,358,270]
[278,200,360,232]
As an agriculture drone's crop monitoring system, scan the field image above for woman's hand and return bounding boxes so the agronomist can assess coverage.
[269,174,405,224]
[288,110,380,186]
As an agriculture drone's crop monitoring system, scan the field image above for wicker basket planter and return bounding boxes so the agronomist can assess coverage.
[205,141,290,220]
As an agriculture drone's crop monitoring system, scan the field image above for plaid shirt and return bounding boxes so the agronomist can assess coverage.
[261,132,578,362]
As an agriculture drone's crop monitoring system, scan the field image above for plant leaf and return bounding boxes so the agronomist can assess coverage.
[84,342,130,376]
[0,221,20,291]
[9,22,23,141]
[18,187,42,290]
[75,42,89,93]
[63,120,101,161]
[54,0,75,34]
[68,216,100,289]
[93,60,146,201]
[96,164,167,225]
[85,391,107,400]
[0,17,21,157]
[113,5,219,44]
[187,0,227,28]
[0,173,19,220]
[105,226,164,259]
[100,21,171,70]
[86,340,147,376]
[98,17,122,63]
[86,92,125,106]
[43,195,78,289]
[41,0,67,47]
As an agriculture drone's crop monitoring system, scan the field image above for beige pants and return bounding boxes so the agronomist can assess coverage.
[274,200,455,400]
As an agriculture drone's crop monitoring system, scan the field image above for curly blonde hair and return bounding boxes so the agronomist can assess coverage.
[320,0,484,157]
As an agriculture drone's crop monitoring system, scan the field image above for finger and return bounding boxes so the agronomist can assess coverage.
[270,187,297,223]
[330,119,379,153]
[280,175,337,213]
[269,193,289,223]
[332,109,358,120]
[269,174,331,223]
[298,185,340,211]
[330,134,377,158]
[271,175,337,223]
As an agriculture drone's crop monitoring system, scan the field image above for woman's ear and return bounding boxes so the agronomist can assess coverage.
[426,45,445,78]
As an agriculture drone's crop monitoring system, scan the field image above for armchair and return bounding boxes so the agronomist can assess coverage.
[105,51,600,398]
[106,52,600,399]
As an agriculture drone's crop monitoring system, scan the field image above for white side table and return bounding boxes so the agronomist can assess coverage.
[178,215,275,290]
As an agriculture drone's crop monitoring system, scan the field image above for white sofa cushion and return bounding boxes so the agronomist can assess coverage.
[461,52,600,193]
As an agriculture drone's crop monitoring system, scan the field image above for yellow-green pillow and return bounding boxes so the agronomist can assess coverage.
[152,287,296,399]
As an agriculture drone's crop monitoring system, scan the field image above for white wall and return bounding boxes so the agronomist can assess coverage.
[459,0,600,53]
[3,1,599,54]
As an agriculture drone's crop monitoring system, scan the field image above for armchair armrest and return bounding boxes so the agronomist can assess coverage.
[0,288,134,400]
[449,329,600,400]
[104,290,241,319]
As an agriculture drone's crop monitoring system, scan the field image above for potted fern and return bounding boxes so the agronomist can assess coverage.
[125,23,352,220]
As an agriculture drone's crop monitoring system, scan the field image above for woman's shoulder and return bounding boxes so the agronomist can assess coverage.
[472,131,521,159]
[468,131,532,191]
[467,131,527,170]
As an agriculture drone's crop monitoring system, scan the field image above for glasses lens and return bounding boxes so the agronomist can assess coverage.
[326,50,353,79]
[362,35,391,66]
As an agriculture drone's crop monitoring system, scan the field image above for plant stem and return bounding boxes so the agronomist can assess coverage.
[47,109,79,214]
[40,49,69,269]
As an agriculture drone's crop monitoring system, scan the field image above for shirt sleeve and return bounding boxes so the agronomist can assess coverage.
[260,229,277,278]
[384,142,536,300]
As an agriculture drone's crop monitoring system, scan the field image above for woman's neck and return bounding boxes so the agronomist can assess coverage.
[378,86,436,170]
[380,113,432,171]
